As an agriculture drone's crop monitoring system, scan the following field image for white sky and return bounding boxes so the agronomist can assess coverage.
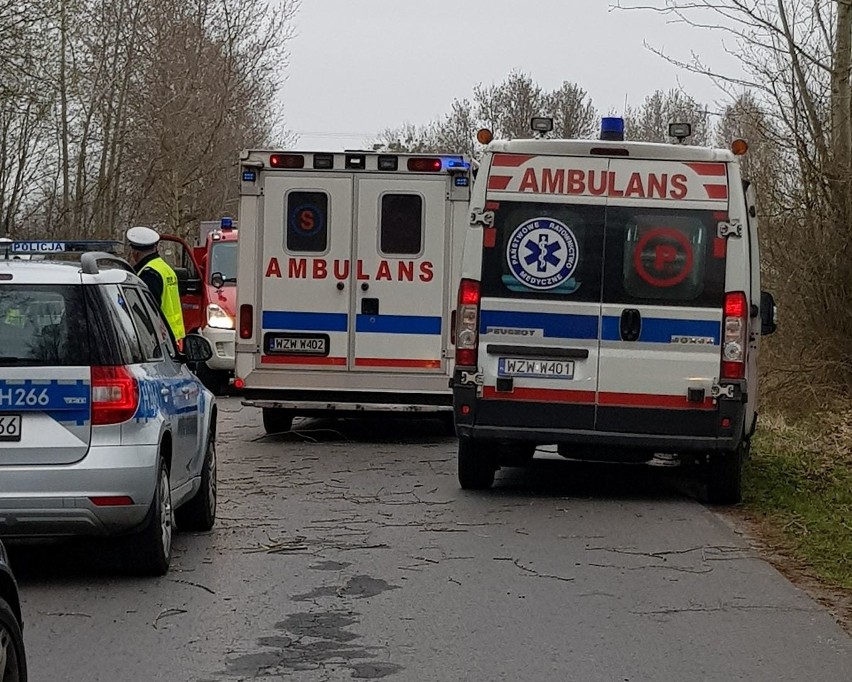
[281,0,743,150]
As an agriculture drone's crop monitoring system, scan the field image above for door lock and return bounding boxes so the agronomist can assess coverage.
[361,282,369,292]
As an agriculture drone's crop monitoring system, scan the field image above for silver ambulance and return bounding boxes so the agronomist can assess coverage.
[452,118,777,504]
[235,150,472,433]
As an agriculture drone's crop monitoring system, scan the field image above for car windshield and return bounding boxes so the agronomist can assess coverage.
[209,241,237,284]
[0,285,91,366]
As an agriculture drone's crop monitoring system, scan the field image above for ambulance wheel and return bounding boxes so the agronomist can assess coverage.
[458,438,496,490]
[705,440,747,505]
[262,408,294,435]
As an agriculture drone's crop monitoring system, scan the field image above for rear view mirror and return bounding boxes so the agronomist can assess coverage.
[760,291,777,336]
[210,271,225,289]
[183,333,213,364]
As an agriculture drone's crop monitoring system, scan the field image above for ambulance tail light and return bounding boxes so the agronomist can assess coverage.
[721,292,747,380]
[407,158,442,173]
[239,304,254,339]
[455,279,480,367]
[91,366,139,425]
[269,154,304,169]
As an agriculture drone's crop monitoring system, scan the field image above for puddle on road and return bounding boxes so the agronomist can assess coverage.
[310,560,352,571]
[292,575,400,602]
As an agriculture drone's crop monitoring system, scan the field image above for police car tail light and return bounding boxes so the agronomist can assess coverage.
[91,366,139,425]
[721,291,747,380]
[239,304,253,339]
[455,279,480,366]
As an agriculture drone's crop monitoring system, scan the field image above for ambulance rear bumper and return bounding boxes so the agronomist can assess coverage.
[246,399,451,414]
[243,389,452,415]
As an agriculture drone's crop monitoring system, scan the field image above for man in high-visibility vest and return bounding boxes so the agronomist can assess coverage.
[126,226,186,342]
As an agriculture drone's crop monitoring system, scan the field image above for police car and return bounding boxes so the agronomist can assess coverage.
[0,241,218,575]
[235,150,471,432]
[452,118,777,503]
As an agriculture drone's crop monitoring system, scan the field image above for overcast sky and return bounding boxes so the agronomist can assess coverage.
[281,1,742,150]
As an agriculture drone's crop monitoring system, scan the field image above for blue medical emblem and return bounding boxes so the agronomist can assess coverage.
[506,217,579,290]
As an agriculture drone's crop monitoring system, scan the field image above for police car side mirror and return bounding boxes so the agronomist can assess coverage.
[183,333,213,364]
[760,291,777,336]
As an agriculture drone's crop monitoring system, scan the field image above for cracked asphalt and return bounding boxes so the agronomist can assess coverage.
[8,397,852,681]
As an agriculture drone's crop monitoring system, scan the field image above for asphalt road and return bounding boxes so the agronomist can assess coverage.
[8,398,852,681]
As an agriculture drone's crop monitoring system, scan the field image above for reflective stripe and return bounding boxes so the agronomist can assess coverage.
[140,257,186,341]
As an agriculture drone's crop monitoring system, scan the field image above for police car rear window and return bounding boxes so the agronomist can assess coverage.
[481,201,604,302]
[287,191,328,253]
[0,285,90,366]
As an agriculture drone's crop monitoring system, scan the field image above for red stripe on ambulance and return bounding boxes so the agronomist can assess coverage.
[482,387,595,404]
[492,154,534,167]
[261,356,347,366]
[686,162,726,177]
[487,175,512,190]
[354,358,441,369]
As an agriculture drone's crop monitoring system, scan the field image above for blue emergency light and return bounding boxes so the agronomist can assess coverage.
[242,169,257,182]
[220,217,234,230]
[444,158,471,171]
[600,117,625,142]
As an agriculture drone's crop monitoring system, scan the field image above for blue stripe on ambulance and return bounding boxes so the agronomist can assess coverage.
[355,314,441,335]
[262,311,348,333]
[601,316,721,345]
[479,310,599,340]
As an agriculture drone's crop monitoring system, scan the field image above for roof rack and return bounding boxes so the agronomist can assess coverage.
[80,252,135,275]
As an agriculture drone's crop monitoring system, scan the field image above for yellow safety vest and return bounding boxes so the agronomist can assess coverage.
[140,257,186,341]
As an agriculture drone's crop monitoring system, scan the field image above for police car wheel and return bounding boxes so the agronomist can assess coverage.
[705,441,747,505]
[458,438,496,490]
[262,408,294,435]
[128,459,173,576]
[175,429,217,532]
[0,596,26,682]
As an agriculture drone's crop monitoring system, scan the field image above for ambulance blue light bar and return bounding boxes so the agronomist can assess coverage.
[2,240,122,256]
[600,117,625,141]
[444,157,471,170]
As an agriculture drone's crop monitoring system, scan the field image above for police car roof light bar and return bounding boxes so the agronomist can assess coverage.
[1,240,123,259]
[600,117,625,142]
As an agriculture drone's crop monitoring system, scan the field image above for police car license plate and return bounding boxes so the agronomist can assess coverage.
[266,333,328,356]
[0,414,22,441]
[498,358,575,380]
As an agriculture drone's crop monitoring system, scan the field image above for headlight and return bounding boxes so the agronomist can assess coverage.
[207,304,234,330]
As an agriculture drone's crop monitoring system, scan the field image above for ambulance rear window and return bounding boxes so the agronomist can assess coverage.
[286,191,328,253]
[380,194,423,255]
[604,207,725,306]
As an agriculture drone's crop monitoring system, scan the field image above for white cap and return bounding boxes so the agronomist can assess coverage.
[126,226,160,249]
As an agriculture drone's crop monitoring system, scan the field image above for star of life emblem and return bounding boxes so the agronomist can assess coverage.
[506,217,579,291]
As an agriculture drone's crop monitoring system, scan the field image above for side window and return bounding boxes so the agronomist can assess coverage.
[286,191,328,253]
[122,287,163,361]
[159,238,199,279]
[139,288,179,360]
[102,285,144,364]
[380,194,423,255]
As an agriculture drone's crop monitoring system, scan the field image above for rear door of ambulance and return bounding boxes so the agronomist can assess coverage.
[596,159,729,436]
[476,153,608,431]
[257,166,354,372]
[352,172,450,374]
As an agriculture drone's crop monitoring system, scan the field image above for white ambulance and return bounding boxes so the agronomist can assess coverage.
[452,118,777,504]
[235,149,472,433]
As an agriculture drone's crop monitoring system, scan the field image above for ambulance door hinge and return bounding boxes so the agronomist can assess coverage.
[470,210,495,227]
[711,383,736,400]
[459,371,484,387]
[717,220,742,238]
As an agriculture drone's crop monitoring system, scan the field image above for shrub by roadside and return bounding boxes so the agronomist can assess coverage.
[744,410,852,590]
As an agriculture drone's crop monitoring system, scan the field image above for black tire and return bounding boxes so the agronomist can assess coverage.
[127,458,173,576]
[175,429,217,532]
[458,438,496,490]
[498,442,536,467]
[705,440,747,505]
[262,408,294,435]
[0,596,26,682]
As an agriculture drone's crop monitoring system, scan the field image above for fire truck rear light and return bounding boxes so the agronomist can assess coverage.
[269,154,304,169]
[313,154,334,169]
[378,155,398,171]
[239,304,253,339]
[408,158,442,172]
